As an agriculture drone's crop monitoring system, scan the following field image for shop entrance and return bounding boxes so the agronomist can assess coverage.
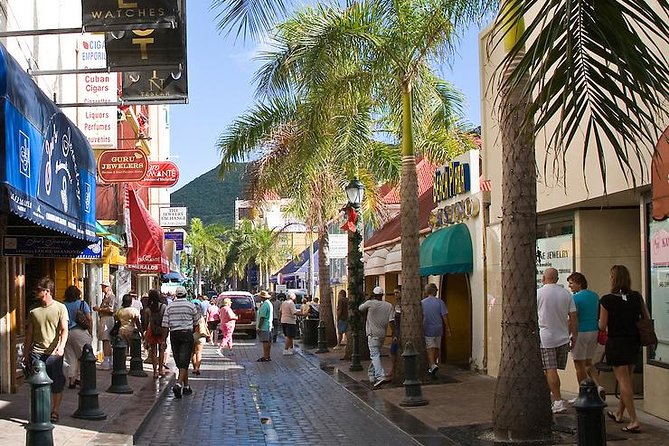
[440,273,472,367]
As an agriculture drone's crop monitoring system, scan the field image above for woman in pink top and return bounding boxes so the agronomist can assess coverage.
[217,298,237,356]
[206,301,220,345]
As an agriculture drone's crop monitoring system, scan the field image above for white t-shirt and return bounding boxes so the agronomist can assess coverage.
[359,299,394,338]
[280,299,297,324]
[537,283,576,348]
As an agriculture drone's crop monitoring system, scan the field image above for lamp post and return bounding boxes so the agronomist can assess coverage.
[345,178,365,372]
[183,243,193,294]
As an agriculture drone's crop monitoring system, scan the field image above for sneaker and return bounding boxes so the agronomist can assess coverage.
[282,349,290,355]
[182,386,193,396]
[551,400,567,414]
[172,384,182,399]
[568,397,578,404]
[286,348,295,356]
[373,378,388,389]
[217,348,225,357]
[100,359,112,371]
[597,386,606,401]
[428,364,439,376]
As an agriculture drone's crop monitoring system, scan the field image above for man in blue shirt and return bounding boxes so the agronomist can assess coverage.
[256,290,273,362]
[421,283,450,376]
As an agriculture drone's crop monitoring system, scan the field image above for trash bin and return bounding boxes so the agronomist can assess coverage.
[302,318,319,346]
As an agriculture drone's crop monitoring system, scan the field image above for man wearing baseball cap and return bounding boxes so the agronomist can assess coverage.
[162,286,198,398]
[92,280,116,370]
[359,286,395,388]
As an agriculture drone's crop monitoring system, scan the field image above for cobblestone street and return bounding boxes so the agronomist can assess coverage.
[135,339,420,446]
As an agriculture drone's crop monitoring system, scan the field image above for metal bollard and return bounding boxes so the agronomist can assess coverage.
[106,336,133,394]
[25,359,54,446]
[349,330,363,371]
[72,344,107,420]
[316,321,329,353]
[129,330,148,377]
[573,378,607,446]
[399,342,429,407]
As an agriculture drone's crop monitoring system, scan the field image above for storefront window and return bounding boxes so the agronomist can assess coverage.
[536,214,574,288]
[648,218,669,365]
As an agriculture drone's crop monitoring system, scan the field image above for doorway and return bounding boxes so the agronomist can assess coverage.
[440,273,472,368]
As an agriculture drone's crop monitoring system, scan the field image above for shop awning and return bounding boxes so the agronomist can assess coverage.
[365,248,388,276]
[126,187,168,273]
[419,223,473,276]
[272,241,319,283]
[96,221,123,246]
[0,43,96,243]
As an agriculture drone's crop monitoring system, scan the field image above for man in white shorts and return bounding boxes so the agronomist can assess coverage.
[538,268,578,414]
[421,283,450,376]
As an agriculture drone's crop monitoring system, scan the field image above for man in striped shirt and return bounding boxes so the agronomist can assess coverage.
[162,286,198,398]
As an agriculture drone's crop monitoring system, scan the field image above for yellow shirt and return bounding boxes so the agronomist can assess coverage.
[29,301,68,355]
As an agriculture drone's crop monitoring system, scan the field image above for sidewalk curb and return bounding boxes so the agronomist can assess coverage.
[132,373,176,443]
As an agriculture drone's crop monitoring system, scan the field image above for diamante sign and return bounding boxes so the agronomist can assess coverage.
[137,160,179,187]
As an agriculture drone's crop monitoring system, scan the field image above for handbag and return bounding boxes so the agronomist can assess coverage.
[597,329,608,346]
[637,318,658,346]
[110,319,121,337]
[75,301,90,330]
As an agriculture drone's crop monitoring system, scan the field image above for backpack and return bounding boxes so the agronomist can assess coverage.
[150,304,166,337]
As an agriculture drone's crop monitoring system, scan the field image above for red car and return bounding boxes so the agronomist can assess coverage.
[219,291,256,338]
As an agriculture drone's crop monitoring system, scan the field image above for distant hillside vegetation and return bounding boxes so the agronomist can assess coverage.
[170,163,248,227]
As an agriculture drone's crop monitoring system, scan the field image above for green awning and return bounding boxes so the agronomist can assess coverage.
[96,221,123,246]
[419,223,473,276]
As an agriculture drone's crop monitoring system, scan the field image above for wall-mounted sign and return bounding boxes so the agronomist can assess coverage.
[137,160,179,187]
[430,197,480,228]
[105,26,184,70]
[82,0,181,32]
[159,206,187,227]
[536,234,573,288]
[98,149,148,183]
[165,231,184,251]
[327,233,348,259]
[121,68,188,104]
[434,161,471,203]
[2,236,100,258]
[76,35,117,147]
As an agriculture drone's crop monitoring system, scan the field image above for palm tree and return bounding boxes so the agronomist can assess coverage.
[186,218,228,294]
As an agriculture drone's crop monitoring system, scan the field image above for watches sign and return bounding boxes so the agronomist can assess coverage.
[138,160,179,187]
[97,149,148,182]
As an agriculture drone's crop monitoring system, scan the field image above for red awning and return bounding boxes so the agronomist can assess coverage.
[125,186,169,273]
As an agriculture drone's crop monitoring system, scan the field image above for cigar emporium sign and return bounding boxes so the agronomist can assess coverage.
[97,149,148,183]
[82,0,181,32]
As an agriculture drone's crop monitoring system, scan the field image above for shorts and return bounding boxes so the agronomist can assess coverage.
[541,343,570,370]
[207,321,219,332]
[98,315,115,341]
[605,336,640,366]
[425,336,441,349]
[282,323,297,338]
[170,330,194,369]
[571,331,598,360]
[258,330,271,342]
[337,320,348,334]
[390,339,399,355]
[30,352,65,393]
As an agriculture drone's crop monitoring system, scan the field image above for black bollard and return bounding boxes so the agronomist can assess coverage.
[106,336,133,394]
[573,378,607,446]
[129,330,148,377]
[316,321,329,353]
[73,344,107,420]
[399,342,429,407]
[349,330,363,371]
[25,359,54,446]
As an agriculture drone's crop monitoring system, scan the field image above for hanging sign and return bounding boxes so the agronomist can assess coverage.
[105,26,184,71]
[164,231,184,251]
[97,149,148,183]
[121,68,188,104]
[82,0,181,32]
[137,160,179,187]
[159,206,187,227]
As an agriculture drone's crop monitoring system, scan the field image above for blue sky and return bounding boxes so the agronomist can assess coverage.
[169,2,485,190]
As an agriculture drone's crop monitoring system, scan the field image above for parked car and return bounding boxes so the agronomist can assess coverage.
[219,291,256,339]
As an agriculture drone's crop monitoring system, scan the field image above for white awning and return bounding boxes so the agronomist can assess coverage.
[364,247,389,276]
[384,244,402,273]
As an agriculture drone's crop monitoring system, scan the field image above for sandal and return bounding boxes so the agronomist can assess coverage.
[50,412,59,423]
[621,426,641,434]
[607,411,623,424]
[153,372,159,379]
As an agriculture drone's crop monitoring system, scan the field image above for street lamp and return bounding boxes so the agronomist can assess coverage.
[345,178,365,372]
[183,244,193,293]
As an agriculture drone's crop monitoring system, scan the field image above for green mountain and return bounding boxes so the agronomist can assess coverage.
[170,163,248,227]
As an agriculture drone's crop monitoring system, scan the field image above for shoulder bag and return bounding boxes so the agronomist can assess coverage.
[75,301,90,330]
[637,296,658,346]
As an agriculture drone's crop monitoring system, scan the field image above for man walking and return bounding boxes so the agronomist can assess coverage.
[24,277,68,423]
[537,267,578,414]
[359,286,394,389]
[256,290,273,362]
[421,283,450,376]
[162,286,198,398]
[335,289,349,349]
[279,292,299,355]
[92,280,116,370]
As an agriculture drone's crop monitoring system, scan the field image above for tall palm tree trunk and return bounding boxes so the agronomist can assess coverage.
[318,229,337,345]
[492,57,552,440]
[397,84,427,381]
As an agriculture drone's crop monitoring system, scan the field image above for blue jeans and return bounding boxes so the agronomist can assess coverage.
[367,335,385,382]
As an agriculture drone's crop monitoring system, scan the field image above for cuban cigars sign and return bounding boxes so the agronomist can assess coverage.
[137,160,179,187]
[159,206,187,227]
[82,0,181,32]
[76,35,117,147]
[98,149,148,182]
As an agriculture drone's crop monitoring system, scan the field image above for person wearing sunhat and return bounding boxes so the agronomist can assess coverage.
[162,285,198,398]
[92,280,116,370]
[256,290,273,362]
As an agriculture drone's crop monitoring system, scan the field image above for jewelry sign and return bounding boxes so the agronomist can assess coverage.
[82,0,181,32]
[159,206,187,227]
[137,160,179,187]
[97,149,148,183]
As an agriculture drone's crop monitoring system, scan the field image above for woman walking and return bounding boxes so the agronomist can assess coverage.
[217,298,237,356]
[600,265,644,434]
[116,294,143,346]
[62,286,92,388]
[144,290,167,379]
[206,299,220,345]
